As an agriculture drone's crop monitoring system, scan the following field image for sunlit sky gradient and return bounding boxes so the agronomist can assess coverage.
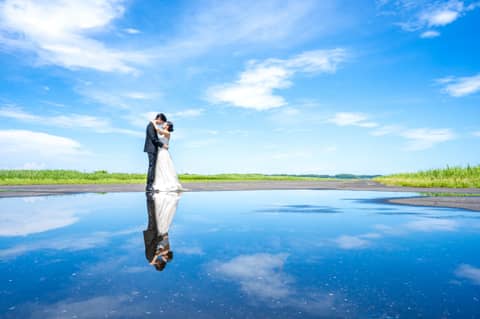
[0,0,479,174]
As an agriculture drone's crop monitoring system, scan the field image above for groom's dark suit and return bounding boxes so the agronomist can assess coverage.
[143,193,161,262]
[144,122,164,191]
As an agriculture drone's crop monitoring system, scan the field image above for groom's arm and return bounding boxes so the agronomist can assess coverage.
[147,123,164,148]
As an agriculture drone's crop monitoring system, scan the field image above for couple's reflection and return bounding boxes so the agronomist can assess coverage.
[144,192,181,271]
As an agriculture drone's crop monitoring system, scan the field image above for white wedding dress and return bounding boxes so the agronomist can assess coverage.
[152,133,185,192]
[153,192,181,235]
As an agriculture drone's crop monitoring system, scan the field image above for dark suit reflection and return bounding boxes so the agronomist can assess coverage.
[144,192,181,271]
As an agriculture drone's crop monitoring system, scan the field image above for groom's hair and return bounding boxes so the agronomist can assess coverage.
[156,113,167,122]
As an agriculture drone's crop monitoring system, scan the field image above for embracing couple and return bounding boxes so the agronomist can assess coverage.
[143,113,185,192]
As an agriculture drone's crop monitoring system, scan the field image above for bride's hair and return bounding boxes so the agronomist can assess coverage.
[166,121,174,132]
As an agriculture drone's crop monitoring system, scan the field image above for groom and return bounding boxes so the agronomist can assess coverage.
[144,113,168,192]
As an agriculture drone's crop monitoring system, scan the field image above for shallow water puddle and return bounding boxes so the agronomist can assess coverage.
[0,190,479,318]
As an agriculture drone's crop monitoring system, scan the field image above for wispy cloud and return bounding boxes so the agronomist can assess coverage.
[123,28,141,34]
[0,129,88,169]
[401,128,455,150]
[154,0,343,61]
[327,112,378,128]
[0,0,147,73]
[0,106,141,136]
[208,49,347,110]
[0,129,85,157]
[438,73,480,97]
[379,0,480,38]
[329,111,455,150]
[420,30,441,38]
[419,1,465,27]
[122,92,156,100]
[370,125,403,136]
[170,108,205,118]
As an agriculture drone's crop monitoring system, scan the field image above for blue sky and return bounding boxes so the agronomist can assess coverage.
[0,0,479,174]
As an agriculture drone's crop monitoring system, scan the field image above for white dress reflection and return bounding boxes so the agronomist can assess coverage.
[143,192,181,271]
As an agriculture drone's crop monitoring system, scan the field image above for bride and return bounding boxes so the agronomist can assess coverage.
[151,120,185,192]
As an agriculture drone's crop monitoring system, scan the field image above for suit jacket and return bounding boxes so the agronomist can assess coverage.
[144,193,161,262]
[143,122,164,153]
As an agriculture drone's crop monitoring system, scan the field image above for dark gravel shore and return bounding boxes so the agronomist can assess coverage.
[1,180,480,211]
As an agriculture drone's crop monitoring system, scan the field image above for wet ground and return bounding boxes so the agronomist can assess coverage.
[1,180,480,211]
[1,190,480,318]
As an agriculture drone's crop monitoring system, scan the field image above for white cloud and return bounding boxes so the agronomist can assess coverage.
[419,1,464,27]
[401,128,455,150]
[208,63,291,110]
[0,129,85,157]
[380,0,479,37]
[370,125,403,136]
[406,218,458,232]
[122,92,155,100]
[420,30,440,38]
[333,235,370,249]
[0,106,141,136]
[211,253,292,299]
[435,76,455,84]
[79,88,132,110]
[170,108,205,118]
[0,129,89,169]
[328,111,455,151]
[124,28,140,34]
[208,49,347,110]
[184,138,218,149]
[473,131,480,137]
[0,0,147,73]
[327,112,378,128]
[440,73,480,97]
[455,264,480,285]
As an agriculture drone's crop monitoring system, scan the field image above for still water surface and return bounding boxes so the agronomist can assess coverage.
[1,190,479,318]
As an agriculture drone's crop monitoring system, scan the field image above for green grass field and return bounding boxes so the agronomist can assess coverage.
[0,170,331,185]
[375,165,480,188]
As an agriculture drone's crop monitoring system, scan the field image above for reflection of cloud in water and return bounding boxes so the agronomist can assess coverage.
[0,227,141,259]
[0,207,79,236]
[455,264,480,285]
[256,204,340,214]
[406,219,458,232]
[333,218,460,251]
[19,295,132,319]
[373,224,405,235]
[210,253,345,316]
[21,196,46,203]
[334,235,371,249]
[176,245,204,255]
[212,253,291,299]
[377,212,428,216]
